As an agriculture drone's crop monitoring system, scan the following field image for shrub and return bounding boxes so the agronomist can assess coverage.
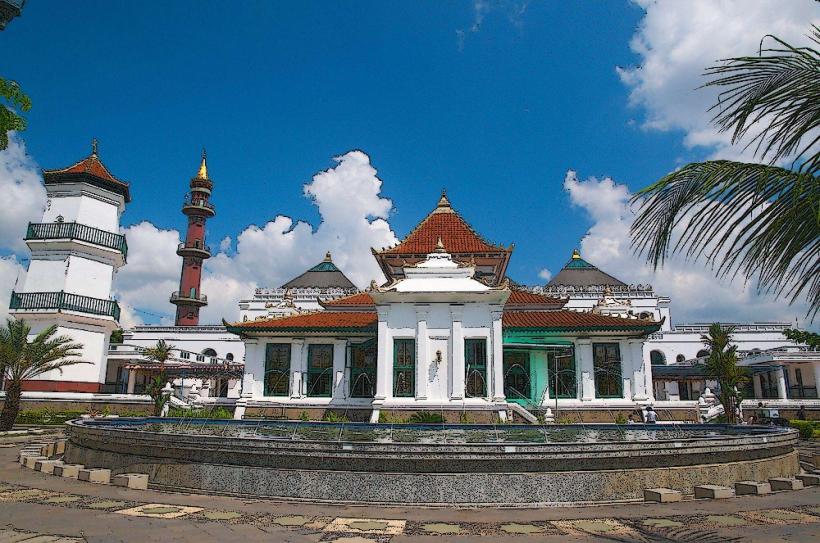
[14,408,84,425]
[322,411,349,423]
[167,407,233,419]
[299,410,310,421]
[789,419,817,440]
[408,411,445,424]
[615,413,627,425]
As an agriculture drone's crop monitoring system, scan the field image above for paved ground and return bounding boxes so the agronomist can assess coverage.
[2,439,819,542]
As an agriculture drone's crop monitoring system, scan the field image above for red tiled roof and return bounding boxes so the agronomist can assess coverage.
[322,292,375,307]
[503,311,661,332]
[229,311,377,331]
[380,198,505,254]
[506,289,565,306]
[44,152,131,202]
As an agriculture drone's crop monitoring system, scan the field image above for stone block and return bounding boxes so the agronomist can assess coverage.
[54,440,66,455]
[40,443,55,457]
[735,481,771,495]
[112,473,149,490]
[694,485,734,499]
[769,477,804,491]
[78,468,111,484]
[796,474,820,486]
[34,460,64,474]
[22,455,47,469]
[813,454,820,469]
[53,464,84,478]
[643,488,682,503]
[18,449,42,462]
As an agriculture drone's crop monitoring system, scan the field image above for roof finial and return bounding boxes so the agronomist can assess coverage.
[572,248,581,259]
[324,251,332,262]
[197,148,208,179]
[91,138,98,157]
[434,236,447,253]
[437,189,450,208]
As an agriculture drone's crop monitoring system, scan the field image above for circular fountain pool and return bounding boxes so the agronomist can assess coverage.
[65,418,798,505]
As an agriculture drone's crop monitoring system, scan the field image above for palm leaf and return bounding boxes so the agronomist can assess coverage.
[631,161,819,319]
[705,25,820,174]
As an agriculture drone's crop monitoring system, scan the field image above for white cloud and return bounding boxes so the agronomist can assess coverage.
[563,170,810,327]
[620,0,819,159]
[537,268,552,282]
[456,0,529,51]
[0,256,26,322]
[0,135,46,252]
[115,151,398,325]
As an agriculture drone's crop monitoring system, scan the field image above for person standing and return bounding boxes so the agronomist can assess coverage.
[645,406,657,424]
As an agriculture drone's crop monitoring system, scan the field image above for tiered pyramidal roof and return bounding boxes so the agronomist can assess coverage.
[373,192,512,285]
[281,252,357,289]
[43,140,131,202]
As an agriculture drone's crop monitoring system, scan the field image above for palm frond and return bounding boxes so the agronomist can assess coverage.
[705,25,820,174]
[631,161,820,319]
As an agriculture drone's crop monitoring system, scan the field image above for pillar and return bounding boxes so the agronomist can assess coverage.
[753,373,763,399]
[290,339,304,399]
[577,339,594,400]
[813,362,820,398]
[491,309,505,401]
[374,307,391,401]
[629,339,648,400]
[415,306,429,400]
[126,368,136,394]
[450,305,464,400]
[775,366,788,399]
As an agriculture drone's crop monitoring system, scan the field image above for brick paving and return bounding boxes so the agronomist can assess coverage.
[3,439,820,542]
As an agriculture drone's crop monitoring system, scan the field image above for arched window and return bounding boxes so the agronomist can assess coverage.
[676,354,686,363]
[650,350,666,365]
[202,348,217,357]
[225,353,234,361]
[696,349,710,358]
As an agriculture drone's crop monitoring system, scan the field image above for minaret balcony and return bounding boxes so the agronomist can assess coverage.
[177,242,211,259]
[10,291,121,321]
[190,177,213,193]
[170,291,208,306]
[25,221,128,260]
[182,194,215,217]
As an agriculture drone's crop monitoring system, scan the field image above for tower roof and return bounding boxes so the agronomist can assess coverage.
[281,252,357,289]
[378,191,507,255]
[547,249,626,288]
[197,148,208,179]
[43,140,131,202]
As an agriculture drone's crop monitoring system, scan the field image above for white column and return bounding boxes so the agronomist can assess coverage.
[577,339,594,401]
[374,307,391,401]
[753,373,763,399]
[629,339,648,400]
[491,309,505,401]
[290,339,304,399]
[332,340,347,400]
[126,368,135,394]
[812,362,820,398]
[415,305,429,400]
[450,305,465,400]
[775,366,788,399]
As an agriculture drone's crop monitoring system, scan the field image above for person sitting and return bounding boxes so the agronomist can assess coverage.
[627,415,636,424]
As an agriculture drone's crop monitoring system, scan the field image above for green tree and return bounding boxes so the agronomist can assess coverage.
[701,323,748,424]
[630,26,820,321]
[783,328,820,350]
[142,340,175,417]
[0,78,31,150]
[0,318,86,430]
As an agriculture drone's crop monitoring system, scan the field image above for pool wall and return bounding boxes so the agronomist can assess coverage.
[64,420,799,505]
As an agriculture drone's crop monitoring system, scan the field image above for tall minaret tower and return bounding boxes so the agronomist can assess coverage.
[171,150,214,325]
[9,140,129,392]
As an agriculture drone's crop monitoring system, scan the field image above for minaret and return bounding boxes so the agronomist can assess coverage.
[10,140,129,392]
[171,149,214,325]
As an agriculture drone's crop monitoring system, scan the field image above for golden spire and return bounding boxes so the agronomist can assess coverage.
[197,148,208,179]
[324,251,332,262]
[572,248,581,259]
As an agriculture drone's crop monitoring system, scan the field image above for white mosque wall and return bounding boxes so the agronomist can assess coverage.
[25,320,111,386]
[44,184,124,231]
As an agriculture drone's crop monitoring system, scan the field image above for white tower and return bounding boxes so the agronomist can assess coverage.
[9,140,129,392]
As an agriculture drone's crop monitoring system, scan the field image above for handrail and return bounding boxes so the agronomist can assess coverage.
[26,222,127,257]
[182,194,215,212]
[177,242,211,254]
[10,290,121,320]
[170,291,208,303]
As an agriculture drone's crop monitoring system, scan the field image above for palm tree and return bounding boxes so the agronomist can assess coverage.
[701,323,748,424]
[0,318,85,430]
[630,26,820,321]
[142,340,175,417]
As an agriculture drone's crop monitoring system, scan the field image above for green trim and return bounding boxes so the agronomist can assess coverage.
[263,343,290,397]
[465,338,487,398]
[504,324,660,333]
[308,261,341,272]
[307,344,333,397]
[393,338,415,397]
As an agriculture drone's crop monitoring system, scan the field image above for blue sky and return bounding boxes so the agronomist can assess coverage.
[3,1,685,279]
[2,0,816,326]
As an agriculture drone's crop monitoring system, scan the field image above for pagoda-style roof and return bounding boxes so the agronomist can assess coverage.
[281,252,357,289]
[43,141,131,202]
[227,310,377,334]
[547,249,626,288]
[373,193,512,285]
[320,287,565,311]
